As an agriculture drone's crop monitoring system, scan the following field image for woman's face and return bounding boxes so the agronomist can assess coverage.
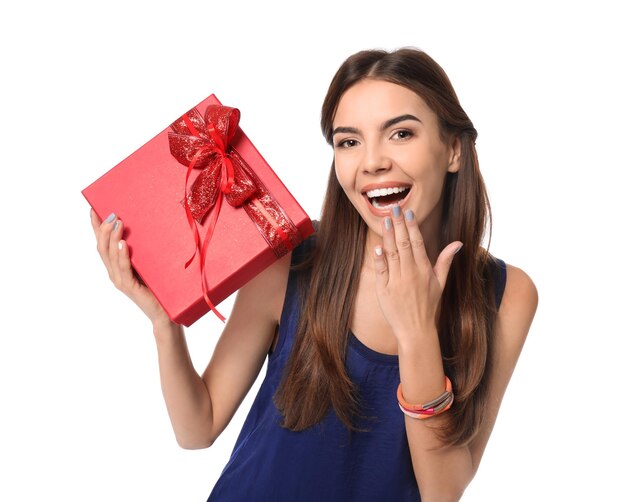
[332,79,460,241]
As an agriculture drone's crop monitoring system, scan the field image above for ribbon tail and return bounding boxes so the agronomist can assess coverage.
[183,202,201,269]
[198,193,226,322]
[183,155,202,268]
[181,148,225,321]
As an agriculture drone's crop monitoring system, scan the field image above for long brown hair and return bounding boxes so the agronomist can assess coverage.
[273,48,496,446]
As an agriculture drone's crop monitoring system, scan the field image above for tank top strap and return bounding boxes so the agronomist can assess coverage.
[489,256,507,311]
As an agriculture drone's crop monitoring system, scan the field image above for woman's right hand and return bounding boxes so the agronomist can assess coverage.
[90,208,172,326]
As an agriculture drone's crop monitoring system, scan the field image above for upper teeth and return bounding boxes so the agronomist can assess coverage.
[366,186,409,198]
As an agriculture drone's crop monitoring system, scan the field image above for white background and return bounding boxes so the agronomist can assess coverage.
[1,1,624,500]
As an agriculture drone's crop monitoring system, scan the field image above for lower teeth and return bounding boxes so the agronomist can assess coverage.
[372,199,401,209]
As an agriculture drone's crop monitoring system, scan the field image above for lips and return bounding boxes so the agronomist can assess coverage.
[361,183,412,215]
[366,186,409,208]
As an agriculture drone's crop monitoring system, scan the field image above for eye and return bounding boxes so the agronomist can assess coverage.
[391,129,414,141]
[335,138,359,149]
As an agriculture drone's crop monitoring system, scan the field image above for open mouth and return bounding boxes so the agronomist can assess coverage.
[364,186,410,209]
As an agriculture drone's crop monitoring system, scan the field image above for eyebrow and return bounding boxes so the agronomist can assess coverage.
[332,114,422,137]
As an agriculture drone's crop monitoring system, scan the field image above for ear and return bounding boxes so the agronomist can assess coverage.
[446,136,461,173]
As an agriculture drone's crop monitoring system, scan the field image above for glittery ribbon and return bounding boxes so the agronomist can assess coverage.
[168,105,302,321]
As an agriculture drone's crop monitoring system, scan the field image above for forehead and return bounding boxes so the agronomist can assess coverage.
[333,79,437,127]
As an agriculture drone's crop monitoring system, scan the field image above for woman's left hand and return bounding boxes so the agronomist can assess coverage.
[373,206,462,344]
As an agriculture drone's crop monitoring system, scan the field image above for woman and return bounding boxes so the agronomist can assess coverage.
[91,48,538,501]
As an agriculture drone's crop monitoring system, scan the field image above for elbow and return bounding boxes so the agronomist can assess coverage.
[420,471,475,502]
[176,438,213,450]
[420,487,466,502]
[175,433,214,450]
[172,409,216,450]
[413,442,476,502]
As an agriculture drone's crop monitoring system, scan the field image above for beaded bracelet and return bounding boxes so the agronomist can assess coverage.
[397,376,454,420]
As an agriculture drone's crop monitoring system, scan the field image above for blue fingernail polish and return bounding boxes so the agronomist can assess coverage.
[392,205,401,218]
[405,209,414,222]
[113,220,120,232]
[105,212,116,223]
[384,217,392,230]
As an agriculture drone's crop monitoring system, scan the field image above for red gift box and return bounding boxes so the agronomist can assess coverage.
[82,94,314,327]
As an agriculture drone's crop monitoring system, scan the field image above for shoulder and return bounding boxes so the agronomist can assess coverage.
[483,250,538,327]
[467,261,538,466]
[233,251,293,326]
[234,227,319,324]
[492,262,538,379]
[498,263,538,338]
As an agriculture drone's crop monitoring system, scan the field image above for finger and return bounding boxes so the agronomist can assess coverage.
[373,245,389,288]
[433,241,463,290]
[390,205,414,273]
[116,224,135,290]
[404,209,431,270]
[108,218,123,288]
[381,216,400,278]
[96,212,117,273]
[89,207,102,237]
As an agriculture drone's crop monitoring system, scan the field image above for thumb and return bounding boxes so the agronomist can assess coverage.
[373,245,389,288]
[433,242,463,289]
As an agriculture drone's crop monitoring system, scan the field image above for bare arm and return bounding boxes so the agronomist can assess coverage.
[398,264,538,501]
[372,210,538,501]
[153,252,290,449]
[91,209,291,449]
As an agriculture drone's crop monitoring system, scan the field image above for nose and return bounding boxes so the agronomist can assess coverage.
[361,141,392,175]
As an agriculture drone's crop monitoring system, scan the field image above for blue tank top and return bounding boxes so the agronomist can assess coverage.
[207,236,507,501]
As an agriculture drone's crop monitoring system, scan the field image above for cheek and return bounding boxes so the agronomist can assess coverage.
[418,168,447,201]
[406,145,449,185]
[334,160,354,193]
[421,170,450,212]
[334,161,368,215]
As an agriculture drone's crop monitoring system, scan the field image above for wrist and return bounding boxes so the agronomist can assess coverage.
[152,317,183,343]
[396,324,438,351]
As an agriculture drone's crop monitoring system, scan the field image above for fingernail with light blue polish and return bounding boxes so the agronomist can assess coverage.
[405,209,414,222]
[105,212,116,223]
[384,217,392,230]
[392,205,401,218]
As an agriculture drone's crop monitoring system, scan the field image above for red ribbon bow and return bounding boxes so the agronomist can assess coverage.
[168,105,300,321]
